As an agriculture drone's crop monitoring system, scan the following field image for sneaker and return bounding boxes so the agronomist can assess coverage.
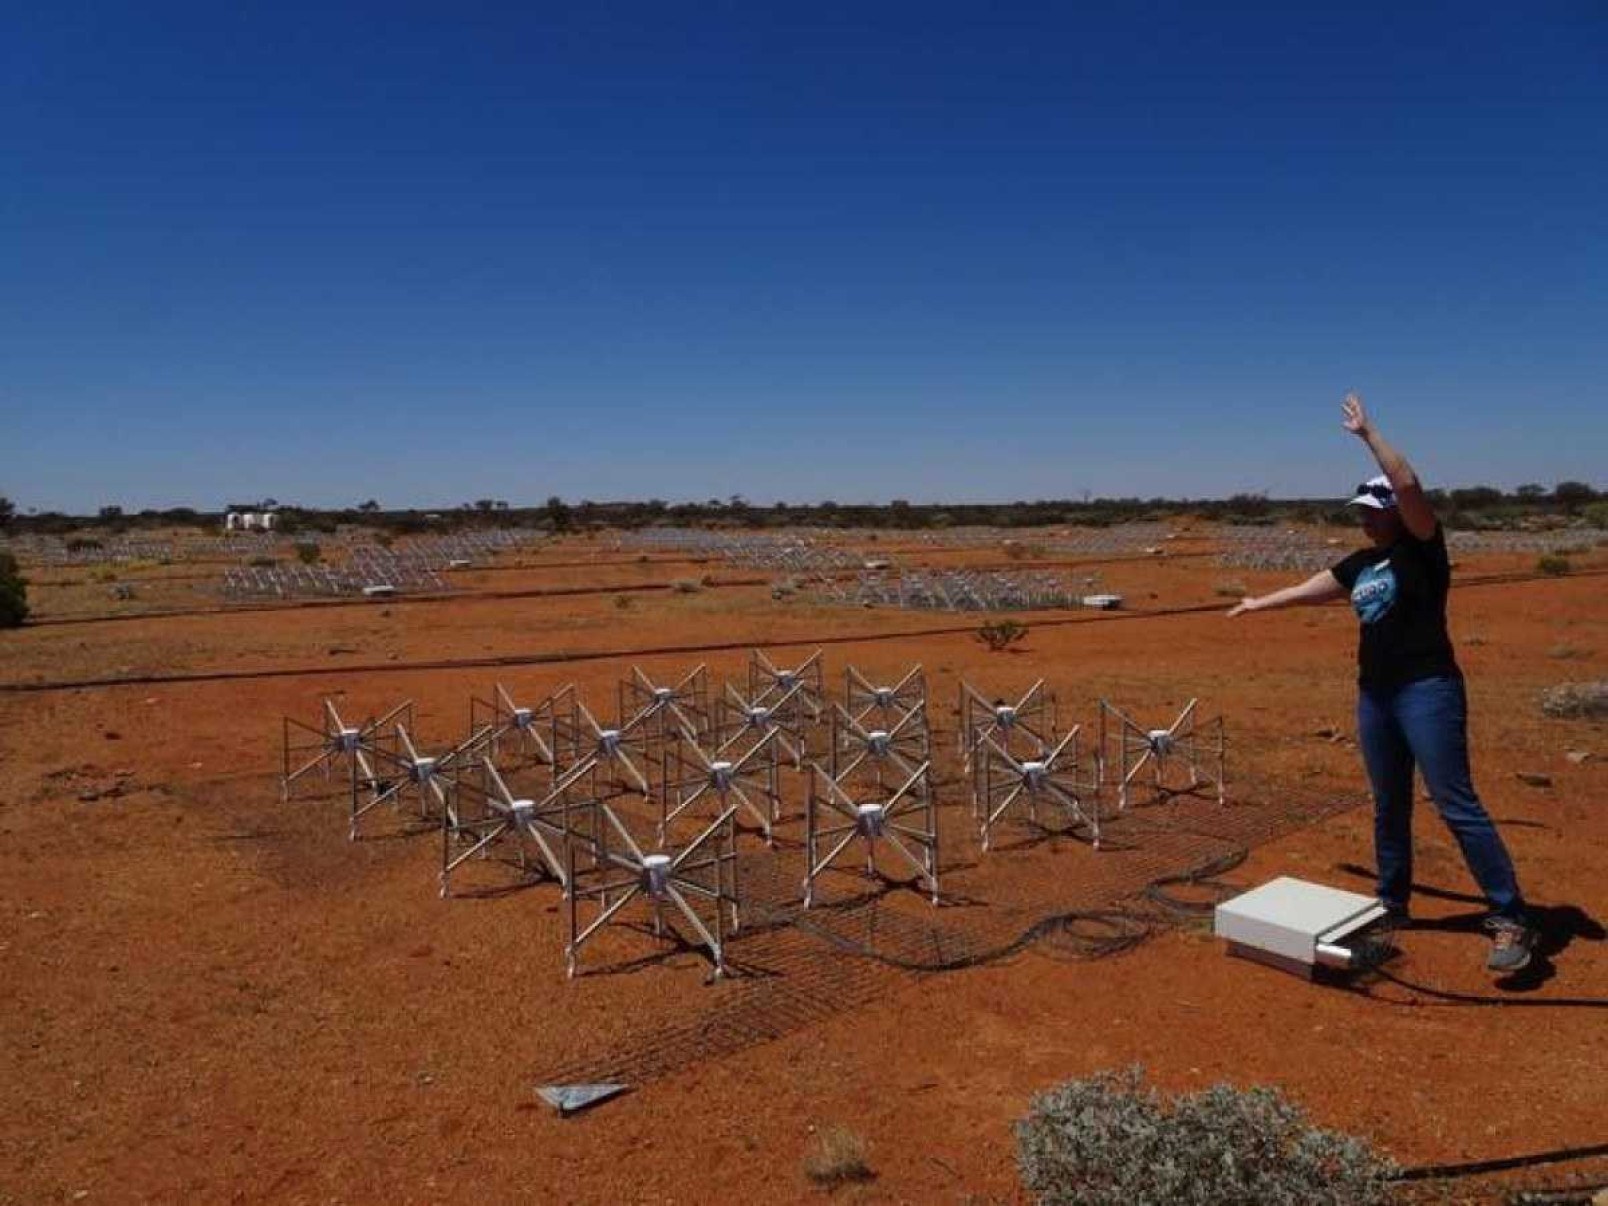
[1484,917,1536,973]
[1370,906,1411,937]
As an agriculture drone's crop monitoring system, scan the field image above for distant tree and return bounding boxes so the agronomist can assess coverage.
[1449,485,1504,510]
[0,496,14,531]
[1553,481,1597,512]
[0,551,28,628]
[1515,483,1546,499]
[98,505,123,521]
[544,496,573,533]
[358,499,381,513]
[473,498,496,513]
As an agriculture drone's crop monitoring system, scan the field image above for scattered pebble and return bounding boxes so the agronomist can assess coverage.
[1515,771,1553,788]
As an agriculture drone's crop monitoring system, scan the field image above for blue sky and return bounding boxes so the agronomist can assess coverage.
[3,2,1605,512]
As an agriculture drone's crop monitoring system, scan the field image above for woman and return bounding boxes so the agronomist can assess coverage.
[1228,393,1535,973]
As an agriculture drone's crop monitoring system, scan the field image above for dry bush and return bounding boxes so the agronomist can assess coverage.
[1536,554,1571,576]
[803,1125,873,1189]
[670,578,702,594]
[1016,1067,1395,1206]
[1548,643,1592,661]
[1215,579,1249,598]
[977,620,1028,651]
[0,551,27,628]
[613,593,634,610]
[1541,681,1608,719]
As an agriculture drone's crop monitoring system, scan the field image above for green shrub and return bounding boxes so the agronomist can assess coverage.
[1536,554,1571,576]
[1016,1067,1395,1206]
[294,542,322,565]
[1582,500,1608,529]
[0,551,28,628]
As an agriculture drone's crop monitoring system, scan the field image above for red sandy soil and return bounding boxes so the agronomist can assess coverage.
[2,533,1605,1203]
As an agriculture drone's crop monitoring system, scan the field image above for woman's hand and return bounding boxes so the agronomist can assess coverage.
[1226,596,1259,618]
[1341,390,1372,438]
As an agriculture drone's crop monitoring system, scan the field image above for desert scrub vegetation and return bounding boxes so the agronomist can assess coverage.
[1540,681,1608,720]
[0,551,28,628]
[977,619,1028,651]
[802,1125,872,1189]
[1016,1066,1395,1206]
[670,578,702,594]
[1536,554,1571,576]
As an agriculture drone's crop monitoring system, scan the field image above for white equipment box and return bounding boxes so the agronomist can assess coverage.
[1214,877,1386,978]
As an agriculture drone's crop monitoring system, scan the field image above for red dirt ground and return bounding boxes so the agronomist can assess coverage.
[2,531,1604,1204]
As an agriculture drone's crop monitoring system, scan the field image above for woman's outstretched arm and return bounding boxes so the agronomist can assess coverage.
[1226,569,1345,617]
[1342,392,1438,540]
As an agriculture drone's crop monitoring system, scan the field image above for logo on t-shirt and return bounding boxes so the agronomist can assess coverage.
[1351,559,1397,624]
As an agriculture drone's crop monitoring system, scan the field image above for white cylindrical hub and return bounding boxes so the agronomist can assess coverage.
[856,802,887,837]
[995,705,1017,727]
[867,730,891,757]
[642,853,673,898]
[1148,729,1175,755]
[335,727,361,752]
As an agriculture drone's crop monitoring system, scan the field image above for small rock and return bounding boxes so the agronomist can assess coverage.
[103,731,121,741]
[1515,771,1553,788]
[1565,750,1593,765]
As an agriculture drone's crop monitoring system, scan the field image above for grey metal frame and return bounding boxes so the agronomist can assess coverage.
[468,682,573,779]
[803,760,938,907]
[1097,698,1226,812]
[957,679,1058,815]
[749,648,826,724]
[564,799,741,979]
[713,680,808,770]
[350,722,491,842]
[281,698,413,803]
[843,663,927,730]
[439,758,600,899]
[618,664,712,748]
[976,727,1099,851]
[659,728,783,845]
[826,701,932,800]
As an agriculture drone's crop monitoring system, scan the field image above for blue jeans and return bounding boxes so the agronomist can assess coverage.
[1356,673,1525,920]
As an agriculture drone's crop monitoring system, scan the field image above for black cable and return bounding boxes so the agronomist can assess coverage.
[1353,962,1608,1010]
[1393,1141,1608,1182]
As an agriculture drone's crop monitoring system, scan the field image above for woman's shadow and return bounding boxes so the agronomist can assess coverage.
[1335,861,1605,992]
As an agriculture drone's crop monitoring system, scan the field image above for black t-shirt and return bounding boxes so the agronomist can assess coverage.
[1330,523,1459,691]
